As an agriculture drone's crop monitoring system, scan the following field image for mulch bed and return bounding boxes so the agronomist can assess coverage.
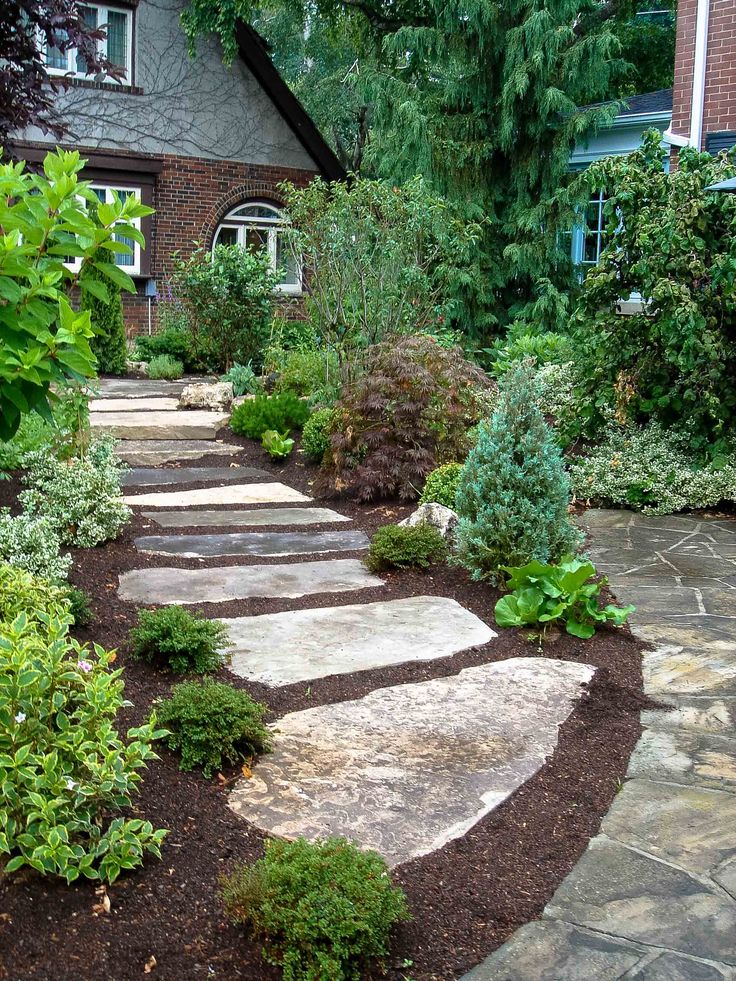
[0,430,649,981]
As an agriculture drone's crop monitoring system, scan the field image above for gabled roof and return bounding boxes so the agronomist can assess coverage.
[617,88,673,118]
[235,23,345,182]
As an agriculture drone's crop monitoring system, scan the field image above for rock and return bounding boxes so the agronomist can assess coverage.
[178,381,233,411]
[126,360,148,377]
[232,394,257,409]
[90,410,230,440]
[90,397,180,413]
[399,502,459,539]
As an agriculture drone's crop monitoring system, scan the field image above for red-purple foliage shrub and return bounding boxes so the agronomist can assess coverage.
[317,335,494,502]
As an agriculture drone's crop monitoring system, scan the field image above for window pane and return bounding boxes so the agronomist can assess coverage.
[106,10,128,69]
[232,204,280,220]
[245,227,268,253]
[276,232,299,286]
[215,226,239,248]
[47,31,69,70]
[111,190,136,267]
[76,6,98,73]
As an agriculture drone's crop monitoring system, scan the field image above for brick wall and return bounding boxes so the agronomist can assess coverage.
[124,153,317,337]
[671,0,736,149]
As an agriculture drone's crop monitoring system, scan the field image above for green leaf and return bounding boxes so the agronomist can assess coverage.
[566,619,596,639]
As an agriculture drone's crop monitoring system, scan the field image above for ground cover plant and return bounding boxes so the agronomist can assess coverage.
[495,556,635,639]
[456,363,582,582]
[419,463,463,509]
[157,679,271,778]
[319,335,492,502]
[221,837,410,981]
[231,392,311,440]
[147,354,184,380]
[130,607,228,674]
[365,524,447,572]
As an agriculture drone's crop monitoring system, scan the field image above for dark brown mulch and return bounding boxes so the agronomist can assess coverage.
[0,433,648,981]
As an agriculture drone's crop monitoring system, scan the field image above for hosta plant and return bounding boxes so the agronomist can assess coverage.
[261,429,294,459]
[495,556,635,639]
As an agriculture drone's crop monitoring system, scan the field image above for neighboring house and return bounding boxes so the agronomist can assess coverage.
[12,1,344,334]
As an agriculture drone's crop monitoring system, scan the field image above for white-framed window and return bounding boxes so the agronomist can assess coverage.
[571,189,608,270]
[65,184,143,275]
[213,202,302,294]
[44,4,132,81]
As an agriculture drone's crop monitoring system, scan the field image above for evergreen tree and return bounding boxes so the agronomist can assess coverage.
[455,362,582,581]
[81,252,128,376]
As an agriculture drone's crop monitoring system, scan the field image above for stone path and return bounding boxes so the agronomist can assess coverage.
[142,506,350,528]
[92,408,229,440]
[122,482,310,507]
[117,440,239,467]
[466,510,736,979]
[134,529,370,559]
[121,465,269,487]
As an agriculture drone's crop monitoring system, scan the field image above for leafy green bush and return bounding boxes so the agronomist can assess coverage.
[419,463,463,508]
[81,250,128,375]
[365,524,447,573]
[455,363,582,582]
[261,430,294,459]
[221,837,410,981]
[0,562,70,628]
[157,679,271,777]
[269,347,340,404]
[319,335,493,502]
[0,511,71,582]
[147,354,184,380]
[495,556,635,639]
[488,330,572,377]
[130,606,228,674]
[231,392,310,440]
[0,604,166,883]
[221,361,262,397]
[269,318,319,353]
[302,408,336,462]
[20,437,130,548]
[66,586,93,627]
[569,421,736,515]
[133,324,208,373]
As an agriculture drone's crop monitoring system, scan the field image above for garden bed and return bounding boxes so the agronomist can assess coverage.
[0,434,648,981]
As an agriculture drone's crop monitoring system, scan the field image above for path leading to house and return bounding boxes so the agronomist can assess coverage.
[466,510,736,979]
[102,376,595,878]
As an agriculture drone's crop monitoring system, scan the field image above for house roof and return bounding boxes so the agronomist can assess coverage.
[617,88,673,118]
[235,23,345,182]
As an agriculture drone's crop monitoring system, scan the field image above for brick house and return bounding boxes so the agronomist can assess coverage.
[12,2,344,335]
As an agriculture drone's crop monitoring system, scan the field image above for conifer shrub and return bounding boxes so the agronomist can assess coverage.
[129,606,228,674]
[419,463,463,508]
[221,837,410,981]
[365,524,447,572]
[318,335,492,502]
[231,392,311,440]
[301,408,337,462]
[147,354,184,380]
[80,251,128,375]
[157,679,271,777]
[455,363,582,581]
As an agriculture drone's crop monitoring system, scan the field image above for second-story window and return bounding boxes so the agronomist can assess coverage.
[45,4,132,81]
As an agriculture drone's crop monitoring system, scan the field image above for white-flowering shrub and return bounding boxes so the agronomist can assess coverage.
[569,422,736,515]
[0,511,71,582]
[20,437,130,547]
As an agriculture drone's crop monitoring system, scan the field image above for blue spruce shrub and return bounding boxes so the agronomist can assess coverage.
[455,362,582,581]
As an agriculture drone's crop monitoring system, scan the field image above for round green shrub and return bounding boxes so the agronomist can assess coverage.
[231,392,311,440]
[129,606,228,674]
[147,354,184,380]
[221,837,410,981]
[419,463,463,508]
[365,523,447,573]
[157,679,271,777]
[302,408,336,462]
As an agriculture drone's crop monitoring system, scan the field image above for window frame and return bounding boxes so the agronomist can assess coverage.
[212,202,302,295]
[65,183,143,276]
[43,3,133,83]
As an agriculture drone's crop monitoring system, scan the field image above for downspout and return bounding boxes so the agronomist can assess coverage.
[663,0,710,149]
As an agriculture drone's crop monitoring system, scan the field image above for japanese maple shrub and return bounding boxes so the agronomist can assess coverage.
[318,335,492,501]
[455,362,582,582]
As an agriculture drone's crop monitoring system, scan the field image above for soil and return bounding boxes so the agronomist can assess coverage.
[0,431,648,981]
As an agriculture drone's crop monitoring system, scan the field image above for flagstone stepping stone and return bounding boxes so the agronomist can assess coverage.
[122,466,269,488]
[122,482,310,508]
[96,377,212,398]
[115,440,240,467]
[229,657,594,866]
[223,596,495,686]
[91,410,229,440]
[118,558,382,605]
[643,695,736,737]
[142,507,350,528]
[627,727,736,791]
[135,529,369,559]
[89,397,180,413]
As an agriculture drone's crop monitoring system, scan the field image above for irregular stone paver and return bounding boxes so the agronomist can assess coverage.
[465,510,736,979]
[115,439,240,467]
[121,465,268,488]
[222,596,495,686]
[122,482,310,508]
[134,529,369,559]
[229,658,594,867]
[142,507,350,528]
[96,377,212,398]
[91,409,229,440]
[89,397,180,413]
[118,558,382,604]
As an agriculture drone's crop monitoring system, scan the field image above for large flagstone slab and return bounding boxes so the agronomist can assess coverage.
[115,440,240,467]
[91,409,229,440]
[122,465,268,488]
[223,596,495,686]
[89,397,180,413]
[96,377,212,398]
[118,558,382,605]
[122,482,310,508]
[142,507,350,528]
[229,657,594,866]
[134,529,369,559]
[627,728,736,791]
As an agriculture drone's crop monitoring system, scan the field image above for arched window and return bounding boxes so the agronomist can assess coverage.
[212,202,301,294]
